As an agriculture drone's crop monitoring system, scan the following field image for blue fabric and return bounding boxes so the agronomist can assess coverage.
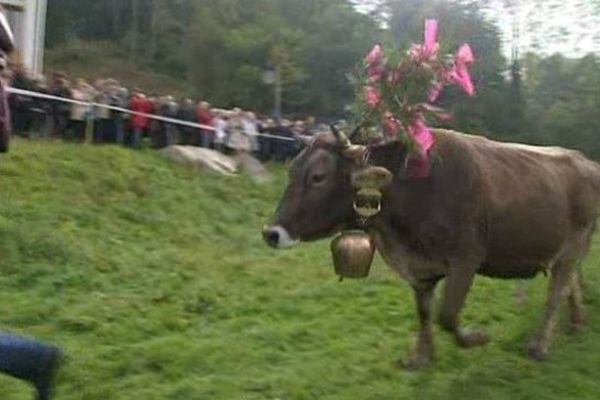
[0,333,56,382]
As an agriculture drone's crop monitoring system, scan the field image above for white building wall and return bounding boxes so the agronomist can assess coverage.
[1,0,46,75]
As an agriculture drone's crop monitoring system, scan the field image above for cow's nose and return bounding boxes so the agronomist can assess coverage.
[262,227,280,248]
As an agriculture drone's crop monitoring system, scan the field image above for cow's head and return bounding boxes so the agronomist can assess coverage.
[263,127,367,248]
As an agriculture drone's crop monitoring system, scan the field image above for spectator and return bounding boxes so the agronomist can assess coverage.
[303,116,318,136]
[148,94,164,149]
[110,85,129,145]
[160,95,179,147]
[48,73,71,139]
[93,79,112,144]
[226,108,252,155]
[9,63,33,136]
[68,78,94,142]
[257,118,275,161]
[177,98,196,145]
[213,110,228,152]
[196,101,214,148]
[270,119,296,162]
[128,90,153,149]
[28,75,52,139]
[242,111,259,154]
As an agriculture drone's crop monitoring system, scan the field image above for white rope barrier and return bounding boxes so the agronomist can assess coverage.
[6,87,297,142]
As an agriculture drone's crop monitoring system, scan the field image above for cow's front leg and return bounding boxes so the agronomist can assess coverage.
[404,281,438,370]
[438,266,490,348]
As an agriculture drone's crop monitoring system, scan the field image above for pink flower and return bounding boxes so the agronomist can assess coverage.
[363,86,381,107]
[367,65,385,82]
[365,44,383,66]
[427,80,444,102]
[388,64,403,85]
[449,44,475,96]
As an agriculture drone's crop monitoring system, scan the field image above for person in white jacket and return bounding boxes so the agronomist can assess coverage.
[68,79,95,142]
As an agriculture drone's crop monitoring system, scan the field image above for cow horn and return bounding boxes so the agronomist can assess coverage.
[331,124,367,163]
[348,124,363,142]
[343,145,368,163]
[330,124,351,149]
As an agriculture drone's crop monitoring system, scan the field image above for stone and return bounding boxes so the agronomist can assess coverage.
[234,153,273,183]
[160,146,238,176]
[160,146,272,183]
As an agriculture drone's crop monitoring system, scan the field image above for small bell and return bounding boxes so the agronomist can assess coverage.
[354,188,382,218]
[350,166,392,219]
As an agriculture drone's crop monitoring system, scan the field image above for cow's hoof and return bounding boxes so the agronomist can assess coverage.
[526,342,548,362]
[456,329,490,348]
[401,353,433,370]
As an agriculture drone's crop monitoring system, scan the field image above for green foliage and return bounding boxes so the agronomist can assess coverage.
[0,139,599,399]
[46,0,380,116]
[522,53,600,158]
[45,0,599,154]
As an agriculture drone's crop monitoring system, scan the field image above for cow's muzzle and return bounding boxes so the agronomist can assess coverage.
[262,225,299,249]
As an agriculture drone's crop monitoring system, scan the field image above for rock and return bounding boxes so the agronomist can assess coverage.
[160,146,238,176]
[234,153,273,183]
[160,146,272,183]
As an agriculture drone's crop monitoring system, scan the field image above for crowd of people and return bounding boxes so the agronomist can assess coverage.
[6,65,327,161]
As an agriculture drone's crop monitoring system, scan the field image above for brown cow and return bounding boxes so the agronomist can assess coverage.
[263,128,600,368]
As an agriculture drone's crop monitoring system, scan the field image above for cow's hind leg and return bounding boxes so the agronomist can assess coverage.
[528,225,593,360]
[527,259,575,361]
[438,266,490,348]
[567,268,585,332]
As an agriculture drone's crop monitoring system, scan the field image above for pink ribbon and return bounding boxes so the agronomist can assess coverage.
[409,19,439,61]
[449,44,475,96]
[406,116,435,178]
[408,116,434,154]
[424,19,439,57]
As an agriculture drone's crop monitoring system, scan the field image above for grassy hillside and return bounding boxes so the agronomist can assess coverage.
[0,139,598,400]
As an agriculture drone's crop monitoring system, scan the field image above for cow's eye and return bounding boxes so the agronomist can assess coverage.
[310,172,326,185]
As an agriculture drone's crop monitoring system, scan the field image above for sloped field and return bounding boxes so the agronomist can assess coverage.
[0,140,598,400]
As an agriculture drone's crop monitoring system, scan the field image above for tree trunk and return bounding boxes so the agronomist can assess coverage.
[130,0,139,64]
[150,0,158,61]
[111,0,120,38]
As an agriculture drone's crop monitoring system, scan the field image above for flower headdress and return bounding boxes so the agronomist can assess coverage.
[352,19,475,177]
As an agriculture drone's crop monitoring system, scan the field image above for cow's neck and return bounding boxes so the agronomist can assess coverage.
[359,142,451,261]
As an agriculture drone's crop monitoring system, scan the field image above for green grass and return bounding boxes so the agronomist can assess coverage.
[0,139,598,400]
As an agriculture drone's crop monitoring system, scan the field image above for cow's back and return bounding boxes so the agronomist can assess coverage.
[435,130,600,272]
